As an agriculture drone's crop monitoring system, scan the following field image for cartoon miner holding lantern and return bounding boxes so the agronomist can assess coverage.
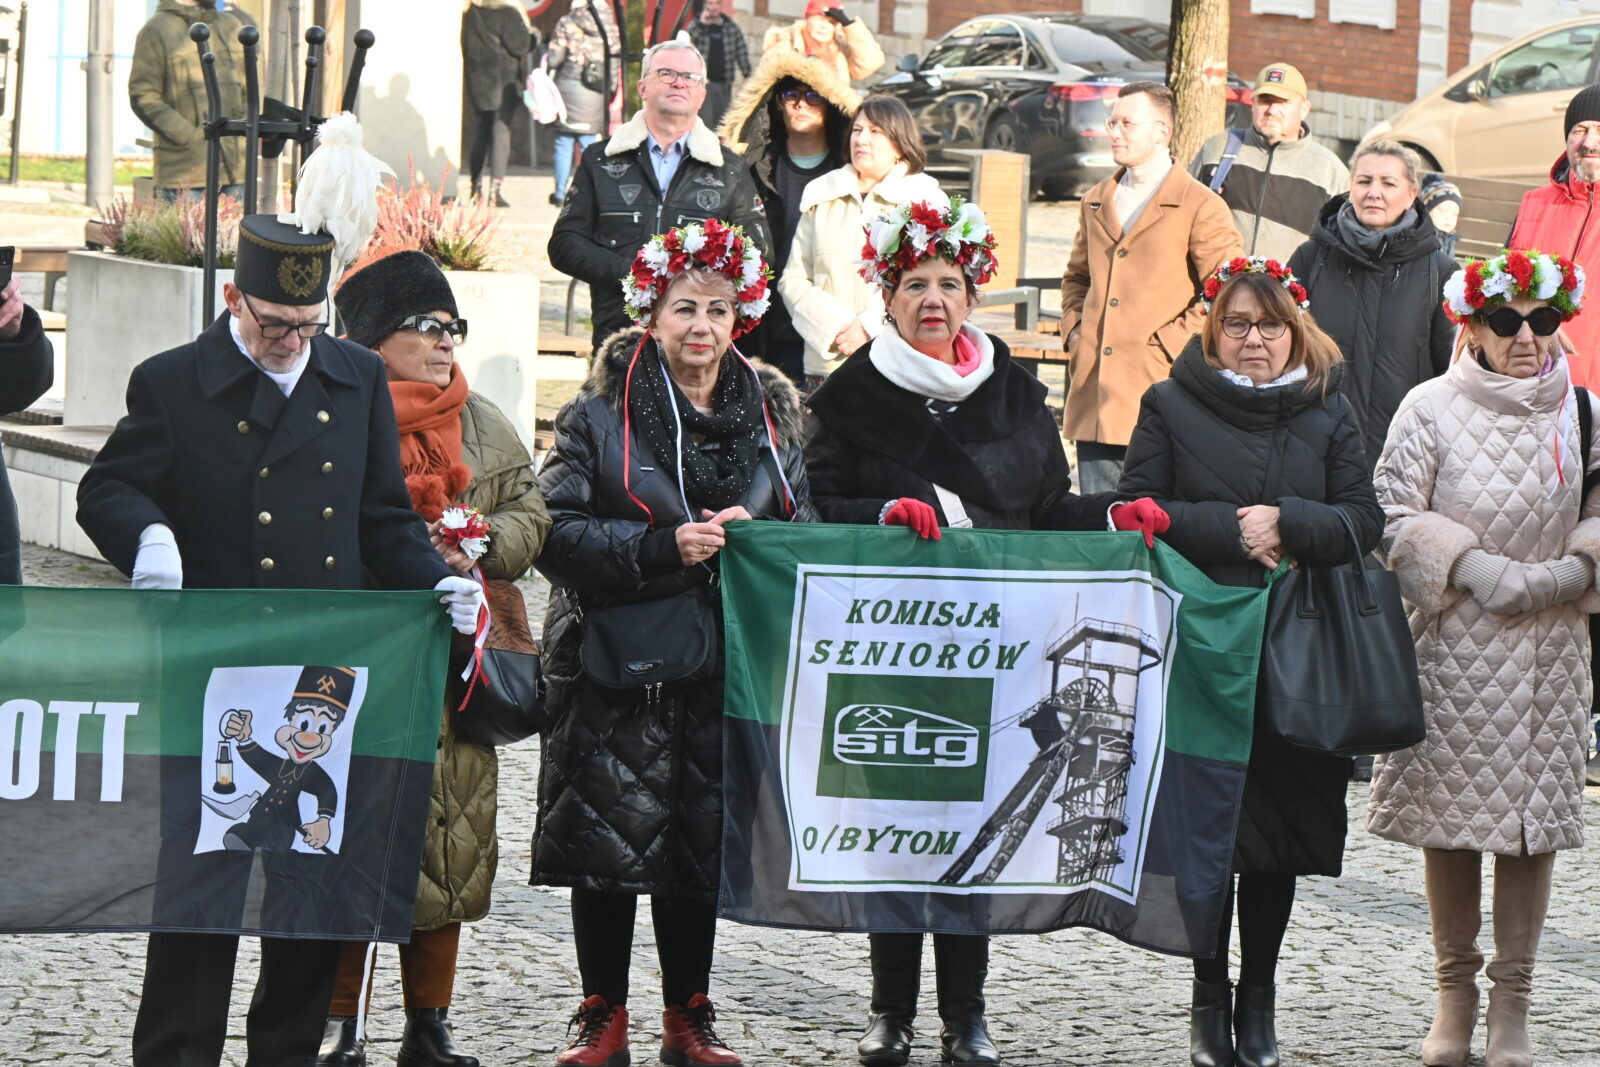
[215,666,356,852]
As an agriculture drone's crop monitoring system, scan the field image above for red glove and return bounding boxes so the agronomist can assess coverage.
[1110,497,1171,549]
[882,498,941,540]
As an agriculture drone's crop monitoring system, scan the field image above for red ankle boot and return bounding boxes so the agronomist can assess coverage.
[556,995,630,1067]
[660,994,742,1066]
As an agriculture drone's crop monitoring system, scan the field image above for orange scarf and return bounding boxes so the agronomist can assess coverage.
[389,363,471,521]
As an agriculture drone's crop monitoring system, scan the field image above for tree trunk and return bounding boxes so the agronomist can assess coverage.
[1165,0,1230,168]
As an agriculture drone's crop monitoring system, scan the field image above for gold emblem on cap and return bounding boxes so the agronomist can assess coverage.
[278,255,324,300]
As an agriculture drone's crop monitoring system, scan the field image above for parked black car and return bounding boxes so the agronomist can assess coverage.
[874,14,1252,199]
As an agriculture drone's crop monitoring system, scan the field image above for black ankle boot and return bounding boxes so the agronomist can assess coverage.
[859,933,921,1066]
[933,934,1000,1065]
[396,1007,478,1067]
[858,1013,915,1066]
[491,179,511,209]
[1233,983,1279,1067]
[1189,979,1234,1067]
[317,1015,366,1066]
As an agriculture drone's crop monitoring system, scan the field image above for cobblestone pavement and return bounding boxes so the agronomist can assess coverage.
[5,544,1600,1066]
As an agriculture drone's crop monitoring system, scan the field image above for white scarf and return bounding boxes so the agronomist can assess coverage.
[869,320,996,403]
[1215,364,1308,390]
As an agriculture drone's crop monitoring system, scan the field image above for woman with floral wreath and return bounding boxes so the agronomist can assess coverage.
[533,219,816,1067]
[1368,249,1599,1067]
[804,199,1170,1067]
[1119,256,1383,1067]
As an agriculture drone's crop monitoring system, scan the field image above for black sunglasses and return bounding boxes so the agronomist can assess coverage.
[1484,306,1562,338]
[399,314,469,345]
[780,88,823,106]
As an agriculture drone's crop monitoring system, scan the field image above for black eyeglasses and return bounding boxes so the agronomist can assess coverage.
[1484,305,1562,338]
[781,88,823,106]
[1220,316,1289,340]
[241,292,329,340]
[398,314,469,345]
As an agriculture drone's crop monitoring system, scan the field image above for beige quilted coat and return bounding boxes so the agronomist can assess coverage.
[1367,353,1600,856]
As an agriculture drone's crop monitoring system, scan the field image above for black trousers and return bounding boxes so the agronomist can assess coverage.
[570,886,717,1007]
[131,931,342,1066]
[469,85,522,183]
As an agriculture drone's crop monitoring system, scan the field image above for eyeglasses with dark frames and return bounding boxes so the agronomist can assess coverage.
[241,292,329,340]
[649,67,705,85]
[781,88,823,106]
[1220,316,1289,340]
[1483,305,1562,338]
[398,314,469,345]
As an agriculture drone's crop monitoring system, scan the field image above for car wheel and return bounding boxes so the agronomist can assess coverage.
[984,114,1022,153]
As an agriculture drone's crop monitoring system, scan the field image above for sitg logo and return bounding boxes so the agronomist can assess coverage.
[816,674,991,802]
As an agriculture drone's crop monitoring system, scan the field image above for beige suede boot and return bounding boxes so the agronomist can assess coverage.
[1421,849,1484,1067]
[1484,851,1556,1067]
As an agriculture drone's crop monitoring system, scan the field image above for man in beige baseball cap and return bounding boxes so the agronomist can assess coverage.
[1189,60,1349,260]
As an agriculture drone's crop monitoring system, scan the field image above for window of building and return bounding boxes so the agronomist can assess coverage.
[1248,0,1314,20]
[1329,0,1397,30]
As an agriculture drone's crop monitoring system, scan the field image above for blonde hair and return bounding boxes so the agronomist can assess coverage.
[1352,139,1422,190]
[1201,272,1344,395]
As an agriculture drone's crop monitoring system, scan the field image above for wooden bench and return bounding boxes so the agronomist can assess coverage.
[1446,174,1535,262]
[15,247,79,312]
[538,332,591,358]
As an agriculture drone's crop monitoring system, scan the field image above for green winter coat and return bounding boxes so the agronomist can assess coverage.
[412,391,549,930]
[129,0,247,191]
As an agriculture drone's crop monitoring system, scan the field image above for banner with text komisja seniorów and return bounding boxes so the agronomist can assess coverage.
[719,524,1270,956]
[0,586,449,942]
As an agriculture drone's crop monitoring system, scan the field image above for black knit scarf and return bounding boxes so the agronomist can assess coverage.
[628,341,765,512]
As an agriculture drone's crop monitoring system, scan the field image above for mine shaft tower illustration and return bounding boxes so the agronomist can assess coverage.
[938,617,1163,886]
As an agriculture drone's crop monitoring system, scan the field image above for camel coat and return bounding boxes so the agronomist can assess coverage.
[778,162,944,377]
[1367,353,1600,857]
[1059,160,1240,447]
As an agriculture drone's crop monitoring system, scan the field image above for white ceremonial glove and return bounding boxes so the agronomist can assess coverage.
[132,524,183,590]
[434,575,485,635]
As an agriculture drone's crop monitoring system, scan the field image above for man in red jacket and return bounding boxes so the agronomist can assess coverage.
[1510,82,1600,386]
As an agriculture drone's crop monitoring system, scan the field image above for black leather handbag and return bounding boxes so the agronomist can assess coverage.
[1258,509,1425,756]
[455,578,546,747]
[579,581,718,695]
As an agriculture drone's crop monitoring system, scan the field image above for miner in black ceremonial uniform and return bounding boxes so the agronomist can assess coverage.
[76,215,486,1067]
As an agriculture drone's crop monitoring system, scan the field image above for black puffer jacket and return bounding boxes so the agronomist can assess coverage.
[1120,338,1384,876]
[532,328,816,898]
[1287,195,1458,472]
[806,331,1121,529]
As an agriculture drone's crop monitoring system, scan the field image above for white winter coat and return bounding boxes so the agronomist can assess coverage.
[1367,351,1600,856]
[778,162,944,378]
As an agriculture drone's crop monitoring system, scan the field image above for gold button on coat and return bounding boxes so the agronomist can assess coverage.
[259,558,275,571]
[324,556,336,569]
[258,512,272,525]
[258,467,269,478]
[317,410,330,423]
[237,421,250,434]
[321,462,333,474]
[322,507,334,520]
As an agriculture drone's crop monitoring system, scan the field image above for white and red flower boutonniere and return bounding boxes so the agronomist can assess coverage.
[439,506,491,561]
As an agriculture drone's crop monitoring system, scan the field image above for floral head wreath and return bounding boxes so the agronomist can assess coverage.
[1441,249,1585,325]
[1201,256,1309,313]
[622,219,772,338]
[858,197,1000,292]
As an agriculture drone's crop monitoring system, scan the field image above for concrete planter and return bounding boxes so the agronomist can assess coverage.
[64,251,231,428]
[441,270,541,452]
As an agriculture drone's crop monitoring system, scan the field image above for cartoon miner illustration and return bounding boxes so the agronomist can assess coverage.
[210,666,356,852]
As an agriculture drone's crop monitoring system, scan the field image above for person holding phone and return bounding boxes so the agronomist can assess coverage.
[0,267,57,584]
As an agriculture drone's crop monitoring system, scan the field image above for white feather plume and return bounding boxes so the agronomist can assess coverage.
[284,112,394,272]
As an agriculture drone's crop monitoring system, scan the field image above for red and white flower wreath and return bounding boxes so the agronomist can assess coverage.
[858,197,999,292]
[1201,256,1310,313]
[621,218,772,337]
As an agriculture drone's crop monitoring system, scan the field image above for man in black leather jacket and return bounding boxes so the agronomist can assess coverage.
[549,39,770,347]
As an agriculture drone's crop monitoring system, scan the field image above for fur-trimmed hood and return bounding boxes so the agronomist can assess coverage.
[605,111,723,166]
[586,326,806,447]
[716,50,861,157]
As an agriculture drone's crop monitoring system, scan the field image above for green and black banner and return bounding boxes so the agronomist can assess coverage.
[720,524,1270,957]
[0,587,449,942]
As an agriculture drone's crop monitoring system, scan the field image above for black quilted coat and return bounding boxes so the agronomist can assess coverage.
[532,328,816,898]
[1119,338,1384,876]
[1287,195,1457,473]
[805,334,1121,530]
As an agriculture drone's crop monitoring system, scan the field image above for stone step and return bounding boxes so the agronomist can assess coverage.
[3,424,112,561]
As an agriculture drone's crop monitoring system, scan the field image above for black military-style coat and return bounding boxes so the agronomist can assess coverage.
[76,313,452,592]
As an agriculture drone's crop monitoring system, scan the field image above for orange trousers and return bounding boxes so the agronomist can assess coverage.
[330,923,461,1013]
